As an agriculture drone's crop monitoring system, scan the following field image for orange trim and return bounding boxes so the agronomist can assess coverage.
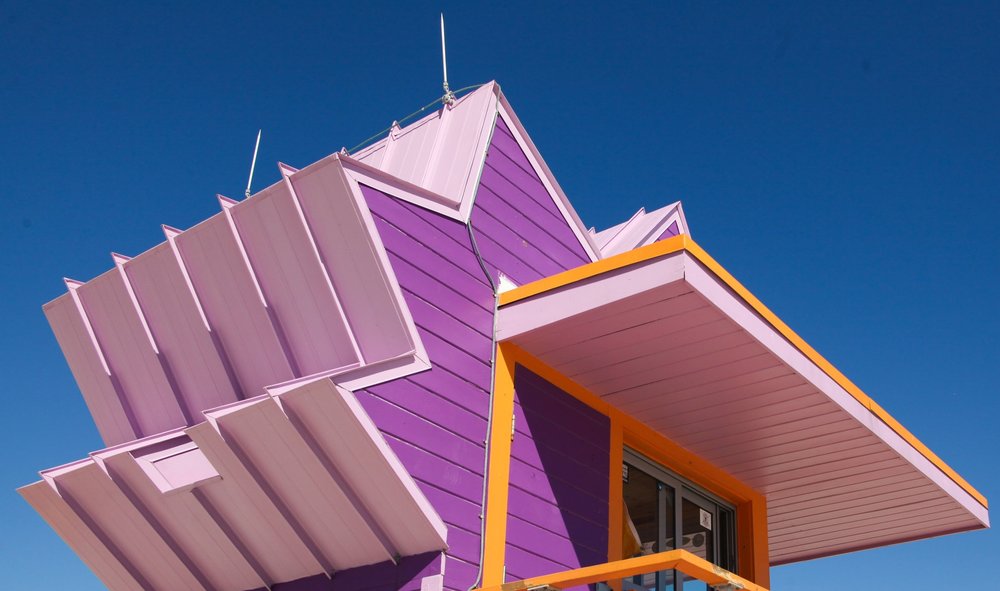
[506,343,768,585]
[498,236,988,509]
[482,342,517,586]
[498,234,689,306]
[751,496,770,588]
[475,549,768,591]
[620,415,768,584]
[607,410,624,563]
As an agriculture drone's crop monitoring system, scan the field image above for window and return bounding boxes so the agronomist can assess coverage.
[622,449,737,590]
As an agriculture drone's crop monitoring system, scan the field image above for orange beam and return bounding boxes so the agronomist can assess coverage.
[498,234,688,307]
[498,235,988,509]
[476,549,768,591]
[481,342,518,586]
[607,409,624,564]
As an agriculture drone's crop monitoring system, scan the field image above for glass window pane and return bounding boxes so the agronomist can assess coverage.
[623,463,675,591]
[623,463,659,557]
[681,497,714,563]
[718,507,736,573]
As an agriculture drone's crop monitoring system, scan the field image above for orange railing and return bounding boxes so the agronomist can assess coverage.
[477,549,767,591]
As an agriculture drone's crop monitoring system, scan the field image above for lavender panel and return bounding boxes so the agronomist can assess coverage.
[658,220,680,240]
[471,117,590,285]
[358,185,494,591]
[506,366,610,579]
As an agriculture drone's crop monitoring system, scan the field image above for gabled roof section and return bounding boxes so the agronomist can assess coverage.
[591,202,689,257]
[349,82,600,261]
[351,83,499,220]
[44,155,429,447]
[19,377,448,591]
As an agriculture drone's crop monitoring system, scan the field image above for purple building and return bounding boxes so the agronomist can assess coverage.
[20,82,989,591]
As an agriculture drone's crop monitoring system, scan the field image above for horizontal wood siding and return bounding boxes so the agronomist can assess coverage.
[471,118,590,286]
[261,115,599,589]
[352,186,494,591]
[505,366,610,581]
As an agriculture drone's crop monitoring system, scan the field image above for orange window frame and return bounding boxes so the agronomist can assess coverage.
[481,342,770,589]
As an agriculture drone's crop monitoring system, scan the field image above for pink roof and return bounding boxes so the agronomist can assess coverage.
[20,378,448,591]
[591,202,689,257]
[44,155,429,447]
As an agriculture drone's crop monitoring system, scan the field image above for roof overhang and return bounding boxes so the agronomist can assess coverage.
[19,377,447,591]
[497,234,988,564]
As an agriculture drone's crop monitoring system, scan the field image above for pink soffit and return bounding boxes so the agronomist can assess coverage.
[497,248,989,565]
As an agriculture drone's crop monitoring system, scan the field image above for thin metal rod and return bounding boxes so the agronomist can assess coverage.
[245,129,261,199]
[440,13,449,93]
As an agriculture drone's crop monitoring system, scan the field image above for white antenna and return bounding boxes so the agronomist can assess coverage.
[245,129,262,199]
[440,13,456,105]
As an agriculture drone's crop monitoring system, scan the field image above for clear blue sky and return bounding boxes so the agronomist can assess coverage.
[1,2,996,589]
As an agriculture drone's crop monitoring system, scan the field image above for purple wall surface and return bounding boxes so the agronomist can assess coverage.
[658,220,680,241]
[261,118,598,591]
[471,118,591,286]
[360,187,495,591]
[505,366,610,581]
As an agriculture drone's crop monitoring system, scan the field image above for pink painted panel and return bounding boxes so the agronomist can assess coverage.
[772,513,979,563]
[718,430,883,479]
[384,116,441,186]
[424,85,496,201]
[558,316,742,379]
[775,505,970,552]
[185,422,321,583]
[773,481,943,525]
[51,462,202,590]
[581,338,764,394]
[123,242,241,412]
[496,254,687,341]
[605,353,784,409]
[768,468,928,506]
[502,248,988,559]
[644,378,817,430]
[677,404,849,450]
[287,158,415,362]
[682,259,989,525]
[229,183,360,375]
[762,455,910,496]
[75,270,185,437]
[43,293,136,445]
[280,379,448,556]
[19,481,142,591]
[210,397,389,570]
[695,418,866,467]
[515,283,697,359]
[173,213,295,398]
[362,84,496,209]
[620,364,797,418]
[354,141,387,168]
[99,450,263,591]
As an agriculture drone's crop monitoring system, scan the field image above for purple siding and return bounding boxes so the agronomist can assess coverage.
[505,366,610,581]
[361,186,494,591]
[258,116,600,590]
[362,187,496,591]
[471,118,591,286]
[658,220,680,241]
